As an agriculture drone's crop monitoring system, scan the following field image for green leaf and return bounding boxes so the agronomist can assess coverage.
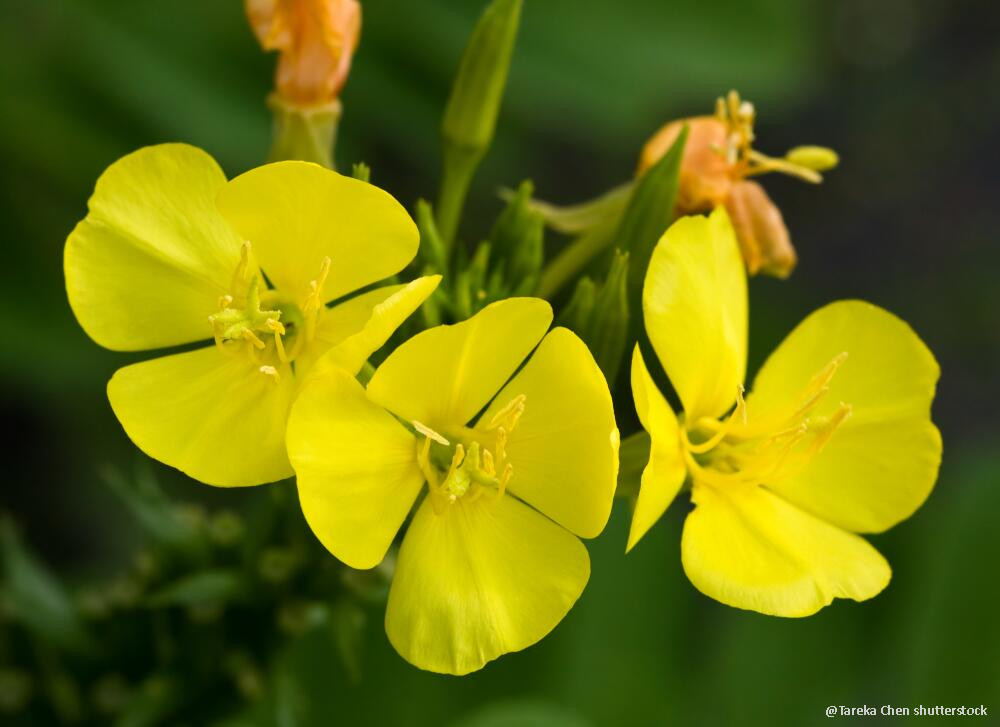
[615,124,688,313]
[557,276,596,333]
[145,570,243,608]
[330,599,366,684]
[0,516,89,651]
[101,465,202,553]
[516,182,633,235]
[453,699,591,727]
[586,250,630,385]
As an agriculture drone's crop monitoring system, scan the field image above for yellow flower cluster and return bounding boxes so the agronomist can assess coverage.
[63,90,938,674]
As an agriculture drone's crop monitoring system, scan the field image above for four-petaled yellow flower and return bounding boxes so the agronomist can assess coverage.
[286,298,619,674]
[65,143,437,487]
[628,208,941,616]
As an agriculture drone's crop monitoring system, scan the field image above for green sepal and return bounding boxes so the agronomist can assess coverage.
[488,179,544,296]
[586,250,630,385]
[415,199,448,273]
[557,276,596,333]
[615,124,687,316]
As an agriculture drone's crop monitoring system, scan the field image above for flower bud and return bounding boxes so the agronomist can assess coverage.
[637,116,733,213]
[247,0,361,107]
[724,180,796,278]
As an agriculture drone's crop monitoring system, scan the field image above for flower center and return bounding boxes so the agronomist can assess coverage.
[680,353,852,490]
[208,242,330,382]
[413,394,526,514]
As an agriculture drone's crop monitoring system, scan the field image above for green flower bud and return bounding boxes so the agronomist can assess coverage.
[436,0,524,244]
[442,0,522,155]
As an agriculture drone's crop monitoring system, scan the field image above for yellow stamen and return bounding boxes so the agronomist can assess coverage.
[242,328,266,350]
[413,421,449,445]
[267,318,289,363]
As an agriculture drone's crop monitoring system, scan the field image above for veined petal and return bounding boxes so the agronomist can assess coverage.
[748,300,942,533]
[216,162,418,302]
[681,484,891,617]
[287,369,423,570]
[476,328,618,539]
[367,298,553,430]
[643,208,748,421]
[627,347,687,552]
[385,495,589,675]
[308,275,442,379]
[107,346,296,487]
[65,144,244,351]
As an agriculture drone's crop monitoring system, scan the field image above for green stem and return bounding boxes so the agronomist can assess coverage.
[267,94,341,169]
[537,218,617,299]
[435,145,482,252]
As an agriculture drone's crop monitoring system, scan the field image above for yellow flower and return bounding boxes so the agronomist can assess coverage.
[638,91,838,278]
[246,0,361,106]
[65,143,437,487]
[286,298,619,674]
[628,208,941,616]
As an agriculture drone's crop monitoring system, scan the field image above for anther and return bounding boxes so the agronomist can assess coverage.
[808,403,852,455]
[242,329,266,350]
[259,365,281,383]
[413,421,449,445]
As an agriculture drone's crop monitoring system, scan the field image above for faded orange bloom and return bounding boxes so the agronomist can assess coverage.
[725,180,795,278]
[247,0,361,107]
[636,91,835,279]
[638,116,733,213]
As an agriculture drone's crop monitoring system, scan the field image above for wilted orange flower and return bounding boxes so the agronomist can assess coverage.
[247,0,361,107]
[637,91,837,278]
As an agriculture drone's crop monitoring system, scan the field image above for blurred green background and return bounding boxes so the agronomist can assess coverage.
[2,0,998,724]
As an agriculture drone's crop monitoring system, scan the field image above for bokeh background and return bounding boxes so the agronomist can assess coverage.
[2,0,998,724]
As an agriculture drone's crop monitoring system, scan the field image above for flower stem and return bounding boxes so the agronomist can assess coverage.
[537,218,617,299]
[435,145,482,252]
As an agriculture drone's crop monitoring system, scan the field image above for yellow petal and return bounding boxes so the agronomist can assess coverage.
[216,162,418,302]
[385,495,589,675]
[65,144,244,351]
[307,275,442,379]
[748,300,942,533]
[367,298,553,430]
[476,328,618,539]
[287,369,423,569]
[108,346,296,487]
[643,208,747,421]
[627,347,687,552]
[682,484,891,617]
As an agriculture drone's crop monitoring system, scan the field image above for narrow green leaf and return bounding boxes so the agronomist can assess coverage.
[615,124,688,312]
[0,517,88,651]
[145,570,243,608]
